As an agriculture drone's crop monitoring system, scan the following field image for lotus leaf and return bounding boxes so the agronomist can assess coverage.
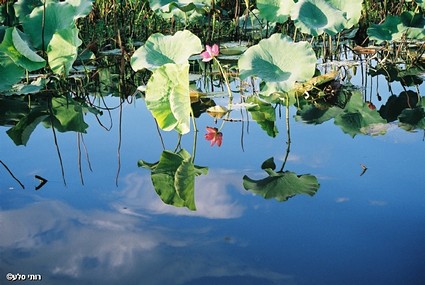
[149,0,210,13]
[256,0,294,24]
[130,30,202,72]
[0,27,46,71]
[14,0,43,23]
[368,17,403,42]
[238,34,316,96]
[47,27,82,75]
[0,56,25,92]
[22,0,92,50]
[327,0,362,29]
[145,63,191,134]
[138,149,208,211]
[290,0,347,36]
[243,157,319,202]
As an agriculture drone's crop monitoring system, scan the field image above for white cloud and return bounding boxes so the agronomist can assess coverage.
[115,170,245,219]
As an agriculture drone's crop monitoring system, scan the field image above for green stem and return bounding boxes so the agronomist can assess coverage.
[214,58,233,102]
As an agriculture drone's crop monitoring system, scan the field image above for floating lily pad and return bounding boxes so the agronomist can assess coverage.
[238,34,316,96]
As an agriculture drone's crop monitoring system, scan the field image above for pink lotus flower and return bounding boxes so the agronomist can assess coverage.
[201,44,219,62]
[205,126,223,147]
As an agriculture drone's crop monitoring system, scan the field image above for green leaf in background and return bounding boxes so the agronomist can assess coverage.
[327,0,362,29]
[243,157,319,202]
[290,0,347,36]
[4,77,47,96]
[130,30,202,72]
[399,11,425,40]
[0,56,25,92]
[367,15,405,43]
[0,27,46,71]
[238,34,316,96]
[43,97,89,133]
[246,96,278,137]
[47,27,82,75]
[256,0,294,24]
[138,149,208,210]
[14,0,43,23]
[145,63,191,134]
[22,0,92,50]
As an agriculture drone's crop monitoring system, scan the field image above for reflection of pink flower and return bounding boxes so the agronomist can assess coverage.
[205,126,223,147]
[201,44,219,62]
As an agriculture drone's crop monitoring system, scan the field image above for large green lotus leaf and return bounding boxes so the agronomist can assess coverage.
[238,34,316,95]
[47,27,82,75]
[327,0,362,28]
[7,107,48,146]
[22,0,92,50]
[43,97,88,133]
[138,149,208,210]
[290,0,347,36]
[246,96,278,137]
[257,0,294,24]
[367,15,405,43]
[145,63,191,134]
[0,56,25,92]
[399,11,425,40]
[0,27,46,71]
[14,0,43,23]
[130,30,202,72]
[334,91,386,137]
[243,168,319,202]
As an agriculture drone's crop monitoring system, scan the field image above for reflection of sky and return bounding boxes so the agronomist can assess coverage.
[1,69,425,285]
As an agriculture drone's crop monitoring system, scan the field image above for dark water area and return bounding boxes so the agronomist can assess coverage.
[1,55,425,285]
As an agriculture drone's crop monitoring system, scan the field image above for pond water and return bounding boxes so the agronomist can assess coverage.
[1,56,425,285]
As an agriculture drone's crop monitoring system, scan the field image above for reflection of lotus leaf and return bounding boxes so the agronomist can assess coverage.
[238,34,316,96]
[138,149,208,211]
[290,0,346,36]
[398,98,425,131]
[243,168,319,202]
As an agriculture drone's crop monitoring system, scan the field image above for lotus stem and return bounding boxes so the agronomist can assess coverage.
[214,58,233,102]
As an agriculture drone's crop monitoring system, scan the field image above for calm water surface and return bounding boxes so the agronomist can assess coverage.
[1,62,425,285]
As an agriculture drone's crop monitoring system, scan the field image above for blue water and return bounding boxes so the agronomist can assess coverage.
[1,65,425,285]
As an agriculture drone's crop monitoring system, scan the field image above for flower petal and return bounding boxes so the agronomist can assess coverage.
[211,44,219,56]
